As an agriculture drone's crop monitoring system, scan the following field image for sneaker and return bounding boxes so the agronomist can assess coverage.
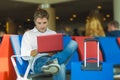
[41,58,60,74]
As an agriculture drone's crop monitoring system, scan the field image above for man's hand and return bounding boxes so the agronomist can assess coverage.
[31,49,37,57]
[48,52,57,56]
[48,53,54,56]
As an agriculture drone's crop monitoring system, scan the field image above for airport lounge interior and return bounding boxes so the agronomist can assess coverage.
[0,0,120,80]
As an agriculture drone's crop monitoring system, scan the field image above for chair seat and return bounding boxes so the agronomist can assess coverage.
[28,72,52,79]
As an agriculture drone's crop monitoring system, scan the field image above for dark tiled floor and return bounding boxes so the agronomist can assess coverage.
[32,66,120,80]
[32,73,70,80]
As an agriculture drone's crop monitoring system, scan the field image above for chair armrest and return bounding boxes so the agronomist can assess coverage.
[11,55,33,79]
[11,54,53,79]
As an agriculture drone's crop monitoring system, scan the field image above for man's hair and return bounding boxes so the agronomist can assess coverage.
[108,20,119,28]
[33,8,49,21]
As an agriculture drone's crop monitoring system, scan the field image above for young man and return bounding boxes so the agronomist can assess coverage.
[21,9,78,80]
[106,20,120,37]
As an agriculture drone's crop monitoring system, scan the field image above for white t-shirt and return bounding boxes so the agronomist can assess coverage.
[21,27,56,60]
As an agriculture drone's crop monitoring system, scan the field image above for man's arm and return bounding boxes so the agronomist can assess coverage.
[21,32,33,60]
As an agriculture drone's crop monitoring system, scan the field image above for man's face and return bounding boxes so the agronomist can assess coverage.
[107,24,113,32]
[34,18,48,33]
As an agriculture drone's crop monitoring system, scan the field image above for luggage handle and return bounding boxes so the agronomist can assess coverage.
[84,38,100,68]
[86,58,98,61]
[84,38,98,42]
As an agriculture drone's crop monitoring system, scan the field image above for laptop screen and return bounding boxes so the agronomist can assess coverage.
[37,33,63,53]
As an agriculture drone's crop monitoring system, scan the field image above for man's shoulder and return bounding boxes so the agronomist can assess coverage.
[23,29,34,37]
[111,30,120,34]
[47,28,56,33]
[106,30,120,37]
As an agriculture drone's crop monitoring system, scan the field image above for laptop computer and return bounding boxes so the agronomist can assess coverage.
[37,33,63,53]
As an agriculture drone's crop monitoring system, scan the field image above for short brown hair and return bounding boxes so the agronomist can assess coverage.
[33,8,49,21]
[108,20,119,28]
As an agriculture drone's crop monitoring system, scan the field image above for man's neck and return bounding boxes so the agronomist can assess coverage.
[39,29,47,33]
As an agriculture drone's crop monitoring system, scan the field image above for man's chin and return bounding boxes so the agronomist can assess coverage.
[38,29,46,33]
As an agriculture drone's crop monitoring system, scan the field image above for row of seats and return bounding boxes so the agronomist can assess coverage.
[73,36,120,64]
[0,35,79,80]
[0,35,120,80]
[71,36,120,80]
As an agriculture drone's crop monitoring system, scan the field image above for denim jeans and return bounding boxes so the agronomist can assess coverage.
[52,40,78,80]
[32,40,78,80]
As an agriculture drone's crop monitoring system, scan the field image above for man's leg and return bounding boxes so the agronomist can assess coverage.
[51,40,78,65]
[40,40,78,80]
[32,55,50,73]
[53,64,66,80]
[51,40,77,80]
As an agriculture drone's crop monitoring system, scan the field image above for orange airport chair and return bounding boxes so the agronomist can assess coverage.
[73,36,103,62]
[0,35,16,80]
[117,37,120,46]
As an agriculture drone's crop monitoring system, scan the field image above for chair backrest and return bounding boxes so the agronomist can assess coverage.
[0,35,16,80]
[10,35,28,76]
[97,37,120,64]
[117,37,120,46]
[73,36,103,62]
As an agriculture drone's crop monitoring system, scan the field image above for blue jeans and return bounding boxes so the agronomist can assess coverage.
[52,40,78,80]
[33,40,78,80]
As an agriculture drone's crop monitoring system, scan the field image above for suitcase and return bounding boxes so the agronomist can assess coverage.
[71,38,114,80]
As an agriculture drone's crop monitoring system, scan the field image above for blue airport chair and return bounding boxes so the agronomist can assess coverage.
[97,37,120,79]
[97,37,120,64]
[10,35,79,80]
[10,35,31,80]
